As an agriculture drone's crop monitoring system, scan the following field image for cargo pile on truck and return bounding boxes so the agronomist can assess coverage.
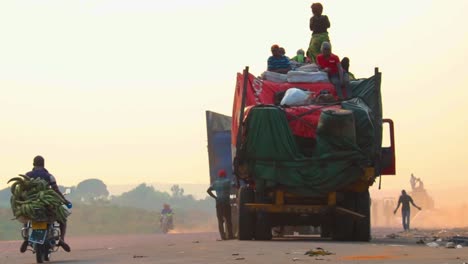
[207,66,396,241]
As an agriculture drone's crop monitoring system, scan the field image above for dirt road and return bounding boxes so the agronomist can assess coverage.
[0,232,466,264]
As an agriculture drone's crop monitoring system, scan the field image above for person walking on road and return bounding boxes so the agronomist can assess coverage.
[207,169,234,240]
[394,190,421,231]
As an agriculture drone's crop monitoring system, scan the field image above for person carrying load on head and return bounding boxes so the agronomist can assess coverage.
[267,44,291,74]
[306,3,331,63]
[207,169,234,240]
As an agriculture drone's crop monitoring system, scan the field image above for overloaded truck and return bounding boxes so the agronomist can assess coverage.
[206,67,395,241]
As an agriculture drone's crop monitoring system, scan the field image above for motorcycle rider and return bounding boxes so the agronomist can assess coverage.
[20,156,72,253]
[160,203,174,229]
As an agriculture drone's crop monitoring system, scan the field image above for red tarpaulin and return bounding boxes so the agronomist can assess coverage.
[232,73,337,145]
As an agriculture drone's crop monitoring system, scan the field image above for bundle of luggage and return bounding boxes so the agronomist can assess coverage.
[262,63,328,84]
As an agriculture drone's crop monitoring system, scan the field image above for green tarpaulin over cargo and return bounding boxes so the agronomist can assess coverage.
[240,74,383,197]
[243,107,367,197]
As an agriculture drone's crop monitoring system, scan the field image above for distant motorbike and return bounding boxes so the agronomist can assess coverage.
[160,213,174,234]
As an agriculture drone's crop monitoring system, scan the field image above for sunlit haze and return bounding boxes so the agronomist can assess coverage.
[1,0,467,206]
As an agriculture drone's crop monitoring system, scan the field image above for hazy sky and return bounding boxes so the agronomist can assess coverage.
[1,0,467,199]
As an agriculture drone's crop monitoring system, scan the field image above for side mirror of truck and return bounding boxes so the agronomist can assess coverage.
[381,119,396,175]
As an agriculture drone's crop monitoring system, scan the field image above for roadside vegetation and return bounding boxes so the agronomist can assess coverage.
[0,180,216,240]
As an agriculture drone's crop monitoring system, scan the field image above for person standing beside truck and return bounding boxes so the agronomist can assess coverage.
[306,2,331,63]
[207,169,234,240]
[393,190,422,231]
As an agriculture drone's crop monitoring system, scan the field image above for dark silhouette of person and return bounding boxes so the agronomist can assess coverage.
[394,190,421,231]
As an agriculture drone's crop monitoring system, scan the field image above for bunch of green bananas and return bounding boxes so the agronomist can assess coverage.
[8,174,69,223]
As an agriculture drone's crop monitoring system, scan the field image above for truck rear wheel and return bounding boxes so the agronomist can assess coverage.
[237,187,255,240]
[332,192,355,241]
[254,212,272,240]
[354,190,371,241]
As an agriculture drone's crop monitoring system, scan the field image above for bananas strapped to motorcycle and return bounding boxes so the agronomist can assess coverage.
[8,174,69,223]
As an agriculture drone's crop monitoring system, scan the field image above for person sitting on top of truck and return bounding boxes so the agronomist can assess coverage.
[316,42,348,99]
[341,57,356,81]
[279,47,289,60]
[267,44,291,74]
[307,3,331,63]
[290,49,311,64]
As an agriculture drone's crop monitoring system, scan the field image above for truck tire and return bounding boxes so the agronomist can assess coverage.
[237,187,255,240]
[254,212,272,240]
[332,192,355,241]
[254,193,272,241]
[320,224,332,238]
[354,190,371,241]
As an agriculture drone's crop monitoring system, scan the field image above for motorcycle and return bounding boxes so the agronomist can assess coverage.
[21,204,71,263]
[160,213,174,234]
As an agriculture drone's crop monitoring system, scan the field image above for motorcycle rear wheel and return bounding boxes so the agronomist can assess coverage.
[35,244,45,263]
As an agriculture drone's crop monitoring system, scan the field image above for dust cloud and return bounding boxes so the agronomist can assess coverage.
[371,189,468,229]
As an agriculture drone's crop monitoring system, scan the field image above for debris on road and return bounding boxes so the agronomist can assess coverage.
[133,255,148,258]
[451,236,468,246]
[305,248,334,257]
[292,257,300,261]
[446,242,456,248]
[456,245,463,249]
[232,253,239,256]
[192,241,200,243]
[235,257,245,260]
[426,242,439,248]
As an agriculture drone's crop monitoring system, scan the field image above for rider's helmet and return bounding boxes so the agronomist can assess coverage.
[33,155,45,167]
[163,203,170,209]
